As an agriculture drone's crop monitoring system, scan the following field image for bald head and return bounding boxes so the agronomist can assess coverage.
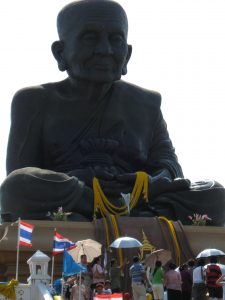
[57,0,128,40]
[52,0,132,82]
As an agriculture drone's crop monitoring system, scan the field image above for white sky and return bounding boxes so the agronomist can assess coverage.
[0,0,225,186]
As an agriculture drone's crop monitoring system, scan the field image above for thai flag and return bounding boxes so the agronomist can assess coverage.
[19,220,35,247]
[53,231,76,255]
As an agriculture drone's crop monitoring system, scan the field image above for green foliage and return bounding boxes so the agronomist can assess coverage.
[47,207,72,221]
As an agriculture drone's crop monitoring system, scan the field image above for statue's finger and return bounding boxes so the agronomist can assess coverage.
[116,173,136,183]
[94,169,114,181]
[99,181,131,195]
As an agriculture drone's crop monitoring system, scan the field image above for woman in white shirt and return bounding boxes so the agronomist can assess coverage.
[192,258,207,300]
[92,257,105,287]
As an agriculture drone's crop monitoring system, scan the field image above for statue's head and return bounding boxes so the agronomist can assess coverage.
[52,0,132,83]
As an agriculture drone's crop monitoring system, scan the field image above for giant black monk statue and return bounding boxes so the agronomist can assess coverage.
[1,0,225,225]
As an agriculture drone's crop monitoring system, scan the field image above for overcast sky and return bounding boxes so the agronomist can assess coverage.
[0,0,225,186]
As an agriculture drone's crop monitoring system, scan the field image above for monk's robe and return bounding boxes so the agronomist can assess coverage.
[1,81,225,225]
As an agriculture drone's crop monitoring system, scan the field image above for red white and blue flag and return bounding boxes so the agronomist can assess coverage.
[53,231,76,255]
[19,220,35,247]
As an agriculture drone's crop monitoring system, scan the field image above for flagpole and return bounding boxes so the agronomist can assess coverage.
[61,248,66,297]
[16,217,21,281]
[61,273,64,297]
[51,228,56,285]
[51,256,55,285]
[79,271,81,300]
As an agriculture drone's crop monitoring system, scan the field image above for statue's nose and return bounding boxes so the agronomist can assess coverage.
[94,36,113,55]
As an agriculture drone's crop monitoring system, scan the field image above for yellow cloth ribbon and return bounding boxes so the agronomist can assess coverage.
[0,279,19,300]
[93,171,149,217]
[159,216,181,265]
[110,215,123,268]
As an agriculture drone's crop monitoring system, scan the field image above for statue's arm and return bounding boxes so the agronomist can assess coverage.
[115,107,188,200]
[6,88,44,174]
[148,108,183,180]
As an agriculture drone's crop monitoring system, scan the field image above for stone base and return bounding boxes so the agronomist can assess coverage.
[0,220,224,282]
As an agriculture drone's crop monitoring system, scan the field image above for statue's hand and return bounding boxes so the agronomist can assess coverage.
[67,168,95,187]
[115,172,190,199]
[98,173,148,208]
[116,173,137,185]
[99,178,133,196]
[150,177,191,199]
[68,167,114,187]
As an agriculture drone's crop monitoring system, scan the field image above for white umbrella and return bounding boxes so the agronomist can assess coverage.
[196,248,225,258]
[68,239,102,263]
[110,237,143,248]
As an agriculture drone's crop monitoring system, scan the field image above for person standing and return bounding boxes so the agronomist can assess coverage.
[151,260,164,300]
[216,274,225,300]
[179,264,193,300]
[129,256,146,300]
[110,258,122,293]
[91,257,105,288]
[187,259,195,279]
[70,276,88,300]
[192,258,207,300]
[206,256,223,300]
[79,254,92,300]
[164,263,182,300]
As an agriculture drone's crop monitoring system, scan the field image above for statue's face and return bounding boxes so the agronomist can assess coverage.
[59,4,131,82]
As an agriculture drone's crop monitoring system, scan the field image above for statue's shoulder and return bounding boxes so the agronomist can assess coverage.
[12,84,47,107]
[114,80,161,108]
[11,82,58,110]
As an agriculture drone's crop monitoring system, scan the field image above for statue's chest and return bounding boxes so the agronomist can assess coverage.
[42,97,153,158]
[43,101,100,145]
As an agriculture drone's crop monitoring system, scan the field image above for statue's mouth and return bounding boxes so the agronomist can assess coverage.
[85,57,115,70]
[92,64,112,70]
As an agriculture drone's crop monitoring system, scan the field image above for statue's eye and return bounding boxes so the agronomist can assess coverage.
[81,32,98,45]
[110,34,124,45]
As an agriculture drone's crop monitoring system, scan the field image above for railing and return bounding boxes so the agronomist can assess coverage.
[36,283,53,300]
[0,283,53,300]
[0,283,31,300]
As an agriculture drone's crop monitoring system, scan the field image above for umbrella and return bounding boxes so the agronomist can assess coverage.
[144,249,172,267]
[68,239,102,263]
[196,248,225,259]
[110,236,143,248]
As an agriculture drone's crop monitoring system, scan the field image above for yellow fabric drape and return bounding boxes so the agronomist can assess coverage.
[110,215,123,268]
[93,171,149,217]
[159,216,181,265]
[0,279,18,300]
[102,217,110,248]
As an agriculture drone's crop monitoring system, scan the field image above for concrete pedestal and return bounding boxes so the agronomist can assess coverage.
[0,220,224,282]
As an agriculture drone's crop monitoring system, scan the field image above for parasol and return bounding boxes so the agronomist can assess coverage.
[144,249,172,267]
[110,237,143,248]
[68,239,102,263]
[196,248,225,259]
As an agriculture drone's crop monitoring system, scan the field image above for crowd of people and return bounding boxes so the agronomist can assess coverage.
[53,254,126,300]
[53,253,225,300]
[128,255,225,300]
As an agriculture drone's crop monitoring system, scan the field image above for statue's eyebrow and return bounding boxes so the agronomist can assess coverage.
[78,23,126,38]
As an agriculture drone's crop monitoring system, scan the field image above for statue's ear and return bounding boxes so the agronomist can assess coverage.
[51,41,67,72]
[122,44,132,75]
